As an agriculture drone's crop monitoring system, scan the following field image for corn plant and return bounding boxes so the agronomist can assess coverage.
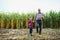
[0,11,60,29]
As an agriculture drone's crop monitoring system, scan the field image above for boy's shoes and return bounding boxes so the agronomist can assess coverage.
[30,34,32,36]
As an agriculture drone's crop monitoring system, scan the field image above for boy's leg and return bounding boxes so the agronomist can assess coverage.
[30,28,31,34]
[30,27,32,36]
[31,27,33,35]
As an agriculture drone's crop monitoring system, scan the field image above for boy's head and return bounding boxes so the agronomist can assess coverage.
[29,17,32,20]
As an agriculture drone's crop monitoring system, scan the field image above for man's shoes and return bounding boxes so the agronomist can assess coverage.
[36,31,39,33]
[39,33,41,35]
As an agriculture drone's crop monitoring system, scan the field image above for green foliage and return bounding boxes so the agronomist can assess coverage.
[0,11,60,29]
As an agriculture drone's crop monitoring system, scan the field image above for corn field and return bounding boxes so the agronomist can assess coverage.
[0,11,60,29]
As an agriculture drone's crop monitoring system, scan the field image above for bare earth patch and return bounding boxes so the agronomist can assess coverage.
[0,28,60,40]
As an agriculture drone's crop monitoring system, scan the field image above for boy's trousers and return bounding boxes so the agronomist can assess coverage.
[29,27,33,34]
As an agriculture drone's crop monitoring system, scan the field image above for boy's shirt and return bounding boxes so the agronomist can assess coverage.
[28,20,33,27]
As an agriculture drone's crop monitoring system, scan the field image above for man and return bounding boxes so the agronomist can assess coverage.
[35,9,44,34]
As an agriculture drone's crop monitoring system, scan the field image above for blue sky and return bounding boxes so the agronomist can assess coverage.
[0,0,60,13]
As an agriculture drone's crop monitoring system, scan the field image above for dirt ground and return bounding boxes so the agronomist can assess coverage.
[0,28,60,40]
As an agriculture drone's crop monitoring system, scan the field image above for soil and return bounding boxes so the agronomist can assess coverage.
[0,28,60,40]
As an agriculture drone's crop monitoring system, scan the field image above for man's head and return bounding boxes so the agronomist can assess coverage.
[38,9,41,13]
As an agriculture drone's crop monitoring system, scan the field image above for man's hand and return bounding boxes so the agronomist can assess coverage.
[41,16,44,19]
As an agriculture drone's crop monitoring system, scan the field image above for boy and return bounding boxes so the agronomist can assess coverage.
[28,17,34,36]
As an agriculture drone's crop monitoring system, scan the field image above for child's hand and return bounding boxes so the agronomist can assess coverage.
[33,21,34,23]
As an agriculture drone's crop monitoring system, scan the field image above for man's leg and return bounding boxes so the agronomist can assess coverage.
[36,21,39,33]
[38,20,42,34]
[39,24,42,34]
[36,26,38,33]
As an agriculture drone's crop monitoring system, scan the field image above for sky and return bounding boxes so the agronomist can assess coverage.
[0,0,60,13]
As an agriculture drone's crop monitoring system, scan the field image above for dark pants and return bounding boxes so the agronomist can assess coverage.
[29,27,33,35]
[36,20,42,34]
[36,26,38,33]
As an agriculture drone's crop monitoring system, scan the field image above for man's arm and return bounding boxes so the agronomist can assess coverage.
[41,13,44,19]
